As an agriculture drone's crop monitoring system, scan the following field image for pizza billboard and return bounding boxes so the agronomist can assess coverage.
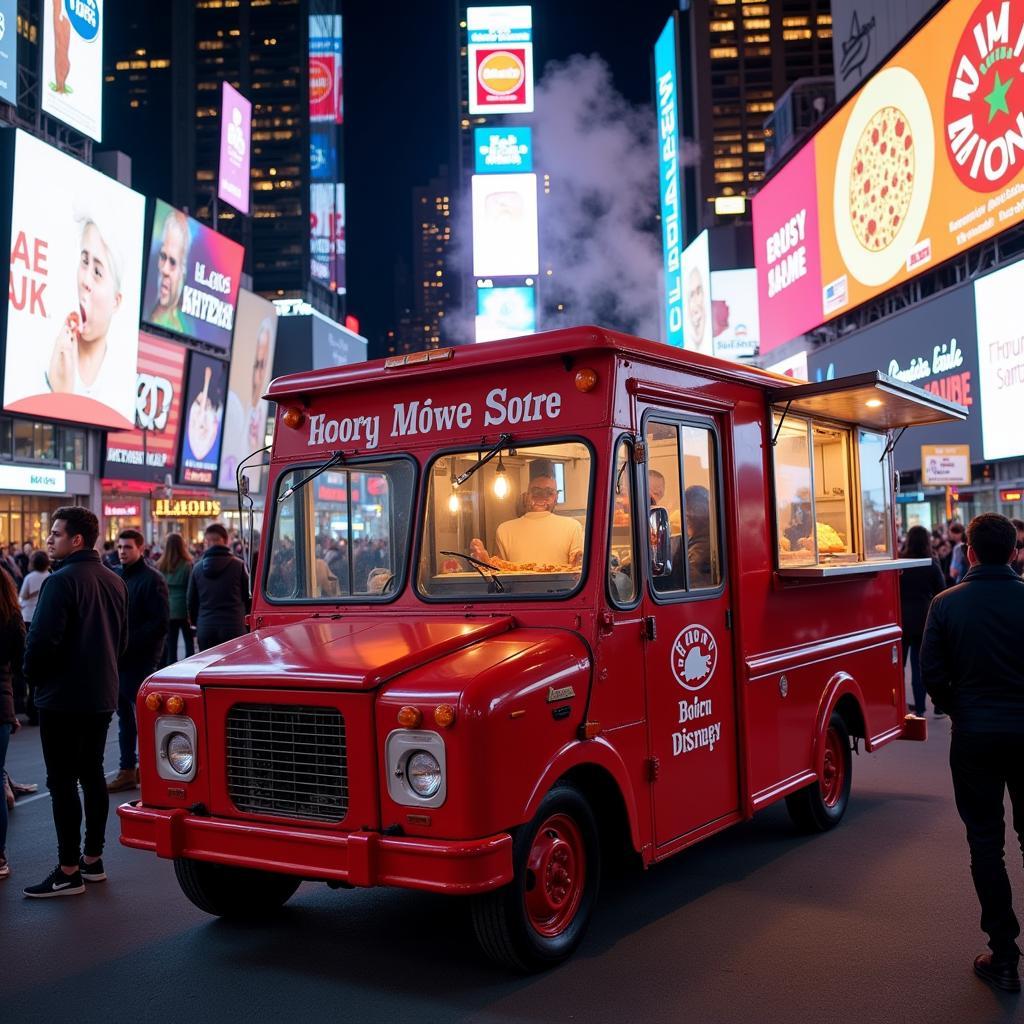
[754,0,1024,354]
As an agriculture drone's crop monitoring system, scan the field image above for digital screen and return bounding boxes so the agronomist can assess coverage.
[309,13,343,124]
[177,352,228,487]
[471,173,539,278]
[475,127,532,174]
[218,290,278,491]
[0,1,17,106]
[41,0,103,141]
[141,199,244,354]
[475,285,536,342]
[680,229,712,355]
[218,81,252,215]
[467,6,534,115]
[654,15,684,348]
[103,333,187,484]
[710,268,759,360]
[4,130,145,430]
[309,182,345,292]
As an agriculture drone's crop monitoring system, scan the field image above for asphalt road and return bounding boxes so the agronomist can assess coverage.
[3,704,1023,1024]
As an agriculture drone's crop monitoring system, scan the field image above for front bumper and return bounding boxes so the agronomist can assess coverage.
[118,802,514,895]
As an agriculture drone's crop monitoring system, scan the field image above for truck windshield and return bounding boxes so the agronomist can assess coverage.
[265,459,415,601]
[417,441,592,599]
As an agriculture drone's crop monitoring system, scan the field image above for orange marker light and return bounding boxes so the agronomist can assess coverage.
[433,704,456,728]
[575,368,598,392]
[397,706,422,729]
[282,407,305,430]
[165,695,185,715]
[145,693,162,712]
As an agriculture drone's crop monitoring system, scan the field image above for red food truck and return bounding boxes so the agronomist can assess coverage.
[119,327,963,970]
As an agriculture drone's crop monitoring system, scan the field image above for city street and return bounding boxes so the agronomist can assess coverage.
[3,708,1022,1024]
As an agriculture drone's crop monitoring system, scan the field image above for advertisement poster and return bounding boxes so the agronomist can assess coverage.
[475,285,536,342]
[141,199,244,354]
[104,334,187,484]
[4,130,145,430]
[475,127,532,173]
[973,258,1024,461]
[710,268,759,360]
[309,182,345,291]
[0,1,17,106]
[467,6,534,115]
[177,352,228,487]
[471,173,539,277]
[680,230,712,355]
[41,0,103,141]
[309,14,343,124]
[217,290,278,491]
[218,81,252,215]
[754,0,1024,353]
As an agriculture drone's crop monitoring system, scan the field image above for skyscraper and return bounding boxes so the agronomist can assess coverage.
[412,169,453,349]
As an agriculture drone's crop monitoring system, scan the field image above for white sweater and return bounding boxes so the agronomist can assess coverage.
[495,511,583,565]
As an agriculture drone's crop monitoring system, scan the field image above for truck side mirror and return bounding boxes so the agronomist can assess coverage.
[649,506,671,577]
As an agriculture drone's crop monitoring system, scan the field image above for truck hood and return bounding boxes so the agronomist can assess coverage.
[167,616,516,691]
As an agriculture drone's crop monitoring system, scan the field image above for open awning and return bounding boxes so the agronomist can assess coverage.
[766,370,967,432]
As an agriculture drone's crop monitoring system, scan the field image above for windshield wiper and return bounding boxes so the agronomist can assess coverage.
[453,433,513,486]
[440,550,506,593]
[278,450,346,503]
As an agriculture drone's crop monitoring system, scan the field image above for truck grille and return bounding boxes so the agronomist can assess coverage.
[226,704,348,823]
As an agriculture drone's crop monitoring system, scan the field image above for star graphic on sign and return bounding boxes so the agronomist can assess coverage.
[985,71,1013,123]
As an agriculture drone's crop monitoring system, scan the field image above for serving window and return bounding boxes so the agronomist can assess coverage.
[772,411,893,569]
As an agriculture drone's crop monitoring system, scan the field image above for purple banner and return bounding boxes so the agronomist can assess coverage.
[218,82,252,215]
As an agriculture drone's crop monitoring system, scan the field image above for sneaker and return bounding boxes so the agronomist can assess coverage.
[23,865,85,898]
[79,856,106,882]
[974,952,1021,992]
[107,768,139,793]
[0,855,9,879]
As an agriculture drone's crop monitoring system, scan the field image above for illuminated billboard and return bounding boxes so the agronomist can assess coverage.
[475,285,536,342]
[710,269,759,360]
[218,290,278,491]
[654,15,684,348]
[141,199,244,354]
[4,130,145,430]
[467,6,534,115]
[471,173,539,278]
[218,81,252,215]
[680,230,712,355]
[0,1,17,106]
[309,13,343,124]
[103,334,187,484]
[475,127,532,173]
[310,182,345,292]
[41,0,103,141]
[754,0,1024,353]
[177,352,228,487]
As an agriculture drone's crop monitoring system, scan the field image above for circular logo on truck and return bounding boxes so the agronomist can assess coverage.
[671,626,718,691]
[477,50,526,97]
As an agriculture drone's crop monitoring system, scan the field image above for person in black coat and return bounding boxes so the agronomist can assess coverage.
[920,513,1024,992]
[186,523,251,651]
[107,529,169,793]
[899,525,945,716]
[22,506,128,898]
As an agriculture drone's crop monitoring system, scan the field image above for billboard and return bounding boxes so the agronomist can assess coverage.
[654,15,684,349]
[680,230,712,355]
[475,285,536,342]
[4,130,145,430]
[217,290,278,491]
[475,127,532,173]
[103,334,187,484]
[177,352,228,487]
[471,173,538,277]
[218,81,252,215]
[141,199,244,354]
[754,0,1024,354]
[309,14,343,124]
[806,284,981,471]
[467,6,534,115]
[41,0,103,141]
[309,182,345,292]
[710,269,759,360]
[0,1,17,106]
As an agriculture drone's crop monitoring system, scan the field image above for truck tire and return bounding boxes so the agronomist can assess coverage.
[785,712,852,832]
[471,784,600,972]
[173,857,301,918]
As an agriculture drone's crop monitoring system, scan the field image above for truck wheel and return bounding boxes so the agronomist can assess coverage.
[173,857,301,918]
[471,785,600,971]
[785,712,852,832]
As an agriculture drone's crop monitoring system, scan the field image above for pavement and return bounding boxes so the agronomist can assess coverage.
[3,691,1023,1023]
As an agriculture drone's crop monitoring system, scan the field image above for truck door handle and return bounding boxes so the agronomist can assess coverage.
[644,616,657,641]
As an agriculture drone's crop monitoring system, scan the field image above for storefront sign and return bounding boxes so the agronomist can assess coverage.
[153,498,222,518]
[921,444,971,485]
[999,488,1023,502]
[0,464,67,494]
[103,501,140,518]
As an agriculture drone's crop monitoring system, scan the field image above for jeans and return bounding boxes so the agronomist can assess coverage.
[197,624,244,652]
[903,637,924,714]
[950,729,1024,959]
[117,671,146,771]
[0,722,10,856]
[165,618,195,666]
[39,709,113,866]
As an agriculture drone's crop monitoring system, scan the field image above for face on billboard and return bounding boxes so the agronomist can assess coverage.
[4,131,145,430]
[219,82,252,215]
[475,127,532,173]
[680,230,712,355]
[104,334,187,484]
[655,15,683,349]
[141,200,244,353]
[177,352,229,487]
[41,0,103,141]
[475,286,536,343]
[218,290,278,491]
[710,269,759,360]
[471,173,539,278]
[467,6,533,115]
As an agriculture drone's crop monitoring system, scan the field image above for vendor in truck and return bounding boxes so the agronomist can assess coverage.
[470,458,583,568]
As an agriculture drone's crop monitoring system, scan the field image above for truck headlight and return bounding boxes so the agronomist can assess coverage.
[406,750,442,797]
[155,715,198,783]
[385,729,446,808]
[166,732,194,775]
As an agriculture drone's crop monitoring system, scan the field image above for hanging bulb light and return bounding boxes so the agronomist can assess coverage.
[448,483,460,514]
[493,452,510,499]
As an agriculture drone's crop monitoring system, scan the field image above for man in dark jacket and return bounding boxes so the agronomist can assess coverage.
[107,529,169,793]
[187,523,250,651]
[921,513,1024,992]
[22,507,127,898]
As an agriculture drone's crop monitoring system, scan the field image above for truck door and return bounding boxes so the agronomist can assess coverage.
[641,414,739,848]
